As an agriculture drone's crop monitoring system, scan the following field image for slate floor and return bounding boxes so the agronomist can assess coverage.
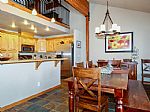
[3,81,150,112]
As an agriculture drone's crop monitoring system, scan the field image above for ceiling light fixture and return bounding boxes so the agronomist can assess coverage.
[32,1,37,16]
[11,22,16,28]
[0,0,8,3]
[51,0,56,23]
[31,24,34,30]
[95,0,120,38]
[34,28,37,33]
[45,26,50,31]
[23,20,29,25]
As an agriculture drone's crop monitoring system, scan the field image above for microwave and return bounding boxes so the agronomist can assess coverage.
[21,44,35,53]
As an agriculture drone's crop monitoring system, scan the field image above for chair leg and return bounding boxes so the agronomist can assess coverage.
[75,96,79,112]
[105,99,108,112]
[142,74,144,84]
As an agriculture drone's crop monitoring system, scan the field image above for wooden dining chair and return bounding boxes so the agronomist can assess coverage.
[109,60,121,68]
[72,67,108,112]
[141,59,150,84]
[76,62,84,68]
[86,60,97,68]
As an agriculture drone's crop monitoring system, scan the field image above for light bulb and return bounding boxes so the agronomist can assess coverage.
[23,20,29,25]
[34,28,37,33]
[31,24,34,30]
[51,18,55,23]
[32,9,37,16]
[45,27,50,31]
[0,0,8,3]
[11,22,16,28]
[95,27,100,34]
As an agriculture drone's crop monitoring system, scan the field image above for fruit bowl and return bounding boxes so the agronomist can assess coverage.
[0,57,11,61]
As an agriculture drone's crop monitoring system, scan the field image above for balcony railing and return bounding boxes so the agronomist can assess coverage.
[11,0,70,26]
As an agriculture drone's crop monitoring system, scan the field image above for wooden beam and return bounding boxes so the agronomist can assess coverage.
[65,0,89,16]
[86,15,89,61]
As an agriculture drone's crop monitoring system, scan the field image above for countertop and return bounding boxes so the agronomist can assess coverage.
[0,58,68,65]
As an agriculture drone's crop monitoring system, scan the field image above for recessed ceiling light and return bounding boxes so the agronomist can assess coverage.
[45,27,50,31]
[23,20,29,25]
[11,22,16,28]
[34,28,37,33]
[0,0,8,3]
[31,24,34,30]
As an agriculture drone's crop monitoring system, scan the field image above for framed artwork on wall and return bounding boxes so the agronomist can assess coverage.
[105,32,133,53]
[76,40,81,48]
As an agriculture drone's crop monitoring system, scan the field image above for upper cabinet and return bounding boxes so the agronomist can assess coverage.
[0,32,18,51]
[37,39,46,52]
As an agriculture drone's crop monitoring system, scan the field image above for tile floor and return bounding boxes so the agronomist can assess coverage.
[3,81,150,112]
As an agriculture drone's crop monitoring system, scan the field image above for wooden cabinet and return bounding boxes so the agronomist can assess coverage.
[46,39,55,52]
[37,39,46,52]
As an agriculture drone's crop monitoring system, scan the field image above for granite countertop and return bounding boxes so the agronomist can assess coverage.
[0,58,68,65]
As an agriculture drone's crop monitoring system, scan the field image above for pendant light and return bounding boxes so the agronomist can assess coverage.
[32,1,37,16]
[51,0,55,22]
[95,0,120,38]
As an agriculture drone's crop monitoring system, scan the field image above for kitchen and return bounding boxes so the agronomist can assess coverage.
[0,0,77,110]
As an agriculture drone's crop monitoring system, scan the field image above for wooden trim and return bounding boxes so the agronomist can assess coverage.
[0,30,18,35]
[65,0,89,16]
[8,0,70,29]
[86,16,89,61]
[0,85,61,111]
[46,35,73,40]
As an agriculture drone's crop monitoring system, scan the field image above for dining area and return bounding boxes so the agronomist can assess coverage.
[65,59,150,112]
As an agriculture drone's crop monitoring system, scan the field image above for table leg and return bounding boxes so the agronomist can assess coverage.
[68,81,74,112]
[114,89,124,112]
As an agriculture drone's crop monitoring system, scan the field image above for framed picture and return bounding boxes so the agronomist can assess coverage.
[76,40,81,48]
[105,32,133,53]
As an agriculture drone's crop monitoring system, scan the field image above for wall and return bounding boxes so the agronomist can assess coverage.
[0,61,60,107]
[89,3,150,80]
[69,6,86,65]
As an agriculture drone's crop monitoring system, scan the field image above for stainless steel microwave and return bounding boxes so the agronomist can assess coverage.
[21,44,35,53]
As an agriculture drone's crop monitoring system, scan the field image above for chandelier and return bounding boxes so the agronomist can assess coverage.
[95,0,120,38]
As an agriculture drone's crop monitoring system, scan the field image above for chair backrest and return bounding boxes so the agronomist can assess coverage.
[141,59,150,73]
[109,60,121,68]
[86,60,93,68]
[76,62,84,68]
[123,59,132,62]
[72,67,101,109]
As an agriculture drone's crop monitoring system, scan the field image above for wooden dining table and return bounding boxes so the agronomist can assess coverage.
[65,72,128,112]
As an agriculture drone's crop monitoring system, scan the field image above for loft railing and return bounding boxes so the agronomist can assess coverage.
[11,0,70,26]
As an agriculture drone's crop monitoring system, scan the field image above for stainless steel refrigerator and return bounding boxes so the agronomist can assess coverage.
[56,43,74,79]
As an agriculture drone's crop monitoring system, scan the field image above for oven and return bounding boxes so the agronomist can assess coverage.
[21,44,35,53]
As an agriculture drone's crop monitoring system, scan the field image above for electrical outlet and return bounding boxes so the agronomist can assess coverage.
[37,82,40,87]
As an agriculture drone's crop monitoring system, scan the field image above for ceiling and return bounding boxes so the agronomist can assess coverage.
[0,10,66,37]
[88,0,150,13]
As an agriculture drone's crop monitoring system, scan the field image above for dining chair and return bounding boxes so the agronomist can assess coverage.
[109,60,121,68]
[141,59,150,84]
[72,67,108,112]
[76,62,84,68]
[86,60,97,68]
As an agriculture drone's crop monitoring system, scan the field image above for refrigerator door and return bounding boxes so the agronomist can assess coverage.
[60,44,74,79]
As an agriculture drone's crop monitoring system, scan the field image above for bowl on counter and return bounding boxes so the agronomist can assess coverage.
[0,57,11,61]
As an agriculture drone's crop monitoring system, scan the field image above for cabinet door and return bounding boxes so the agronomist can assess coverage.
[7,35,18,51]
[47,40,54,52]
[37,39,46,52]
[1,33,8,51]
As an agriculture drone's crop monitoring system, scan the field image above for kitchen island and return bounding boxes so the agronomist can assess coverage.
[0,58,67,110]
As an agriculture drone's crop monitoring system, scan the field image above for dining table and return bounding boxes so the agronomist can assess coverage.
[65,70,129,112]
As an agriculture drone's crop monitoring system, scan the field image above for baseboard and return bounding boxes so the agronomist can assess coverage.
[0,85,61,112]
